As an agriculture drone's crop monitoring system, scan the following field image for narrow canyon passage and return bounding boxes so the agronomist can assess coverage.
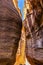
[0,0,43,65]
[14,0,43,65]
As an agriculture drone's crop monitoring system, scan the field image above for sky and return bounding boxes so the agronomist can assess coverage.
[18,0,24,20]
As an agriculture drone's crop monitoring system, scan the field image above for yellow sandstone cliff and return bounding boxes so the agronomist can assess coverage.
[14,23,26,65]
[13,0,22,17]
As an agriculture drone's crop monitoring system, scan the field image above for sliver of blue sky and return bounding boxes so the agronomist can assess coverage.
[18,0,24,20]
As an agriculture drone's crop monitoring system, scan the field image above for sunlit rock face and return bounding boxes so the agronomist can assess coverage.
[14,23,26,65]
[24,0,43,64]
[0,0,22,65]
[13,0,22,17]
[23,0,32,19]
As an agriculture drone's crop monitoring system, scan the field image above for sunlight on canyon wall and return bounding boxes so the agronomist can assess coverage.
[13,0,22,17]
